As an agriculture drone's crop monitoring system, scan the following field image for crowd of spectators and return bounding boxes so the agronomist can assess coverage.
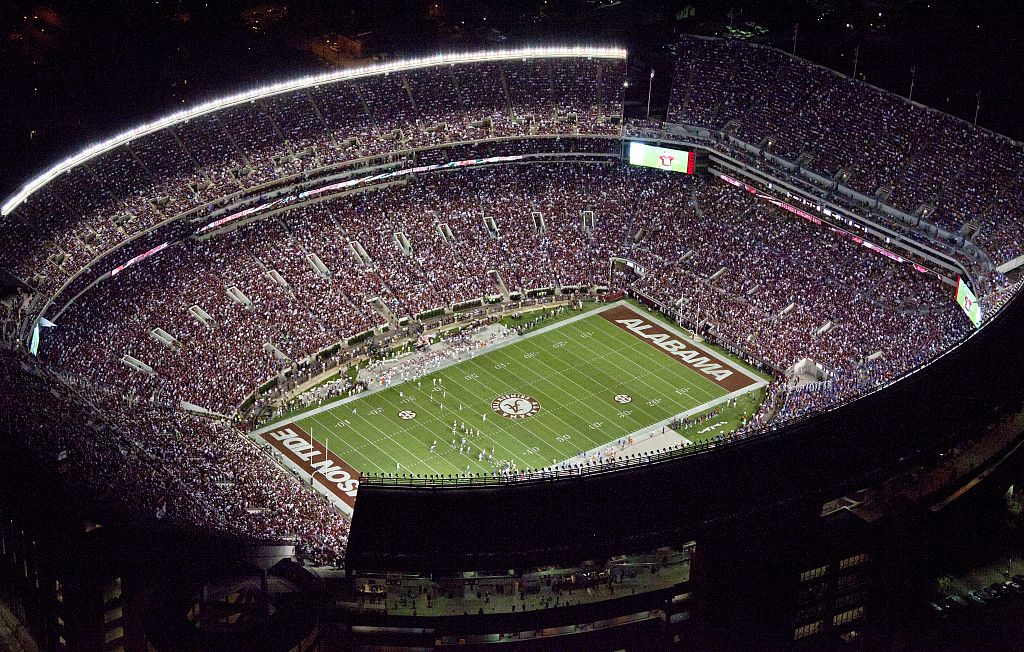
[4,162,1014,564]
[287,377,366,412]
[667,35,1024,266]
[0,56,625,301]
[6,44,1024,559]
[38,162,1000,434]
[38,163,663,413]
[0,350,349,565]
[628,176,985,424]
[362,323,515,389]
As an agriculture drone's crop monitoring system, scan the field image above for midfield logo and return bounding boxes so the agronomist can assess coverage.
[491,393,541,419]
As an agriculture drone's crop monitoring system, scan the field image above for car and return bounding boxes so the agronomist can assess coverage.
[1002,579,1024,594]
[947,595,971,611]
[940,596,968,614]
[928,601,947,618]
[987,583,1010,600]
[1012,574,1024,587]
[968,590,991,606]
[981,587,1003,602]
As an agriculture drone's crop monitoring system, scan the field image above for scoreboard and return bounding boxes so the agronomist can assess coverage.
[956,276,982,328]
[628,142,696,174]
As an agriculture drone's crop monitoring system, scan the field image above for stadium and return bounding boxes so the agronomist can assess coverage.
[3,24,1024,651]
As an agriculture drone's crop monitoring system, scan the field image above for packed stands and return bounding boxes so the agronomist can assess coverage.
[667,35,1024,265]
[0,350,349,565]
[39,164,980,433]
[1,54,626,300]
[5,45,1024,565]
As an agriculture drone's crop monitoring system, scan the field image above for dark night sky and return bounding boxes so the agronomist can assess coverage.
[1,0,1022,201]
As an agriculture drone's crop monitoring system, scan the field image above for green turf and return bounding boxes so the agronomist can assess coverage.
[289,307,755,476]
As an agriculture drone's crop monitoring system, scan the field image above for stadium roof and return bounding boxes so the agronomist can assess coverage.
[2,45,627,217]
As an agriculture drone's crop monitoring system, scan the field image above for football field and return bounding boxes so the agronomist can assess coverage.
[254,302,767,497]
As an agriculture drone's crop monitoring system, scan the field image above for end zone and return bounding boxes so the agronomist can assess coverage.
[599,303,762,392]
[259,423,360,514]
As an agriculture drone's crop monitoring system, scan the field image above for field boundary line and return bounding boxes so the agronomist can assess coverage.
[611,302,767,385]
[557,383,765,467]
[251,301,618,435]
[558,318,722,404]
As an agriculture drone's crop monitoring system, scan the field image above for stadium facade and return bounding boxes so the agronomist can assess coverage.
[3,39,1024,650]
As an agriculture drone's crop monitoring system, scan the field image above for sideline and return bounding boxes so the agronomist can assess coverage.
[251,300,607,436]
[560,382,765,467]
[556,302,767,466]
[269,300,580,408]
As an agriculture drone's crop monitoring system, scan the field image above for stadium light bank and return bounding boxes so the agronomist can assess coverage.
[1,45,627,217]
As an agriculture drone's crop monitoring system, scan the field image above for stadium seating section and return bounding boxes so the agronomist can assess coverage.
[667,36,1024,265]
[2,45,1023,565]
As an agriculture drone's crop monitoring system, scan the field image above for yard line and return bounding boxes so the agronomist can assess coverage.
[302,370,507,475]
[483,325,668,436]
[446,329,631,449]
[372,383,494,475]
[461,349,606,451]
[376,380,503,472]
[445,343,606,462]
[494,322,703,425]
[309,394,455,476]
[437,370,571,469]
[436,317,713,463]
[480,336,666,443]
[305,411,405,474]
[426,367,545,468]
[561,319,724,408]
[513,320,698,413]
[404,379,503,475]
[479,324,701,446]
[529,321,728,433]
[403,362,547,471]
[562,318,724,403]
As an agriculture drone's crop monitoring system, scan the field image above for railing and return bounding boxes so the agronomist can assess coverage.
[360,281,1024,490]
[357,425,766,488]
[28,136,621,342]
[3,46,627,216]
